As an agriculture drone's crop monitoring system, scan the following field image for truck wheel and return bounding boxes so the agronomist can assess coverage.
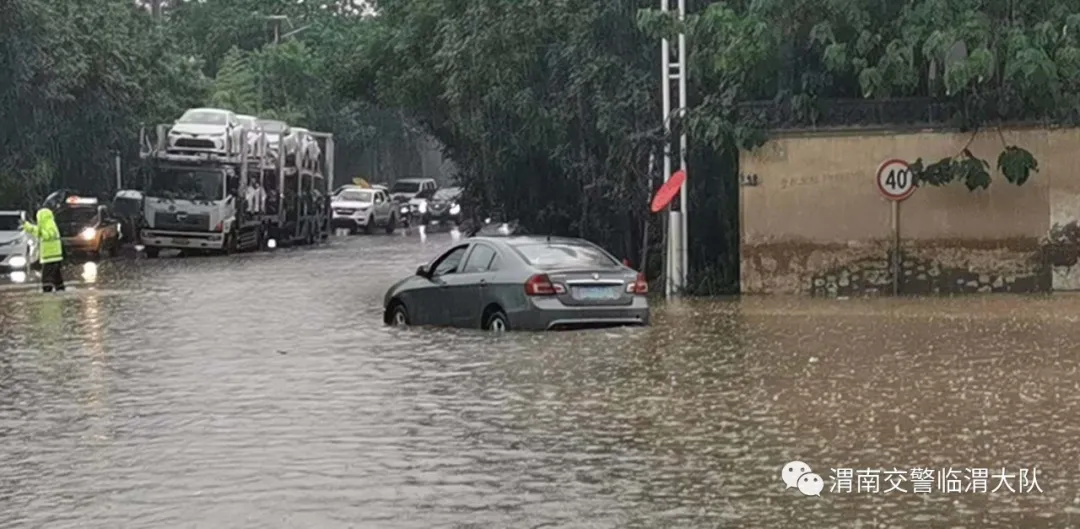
[144,247,160,259]
[385,213,397,234]
[225,233,238,254]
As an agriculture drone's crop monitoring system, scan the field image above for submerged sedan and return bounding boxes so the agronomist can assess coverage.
[383,235,650,331]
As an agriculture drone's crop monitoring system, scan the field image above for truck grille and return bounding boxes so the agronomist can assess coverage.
[154,212,211,231]
[175,138,216,149]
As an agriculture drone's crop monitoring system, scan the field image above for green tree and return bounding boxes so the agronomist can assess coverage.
[210,47,259,115]
[339,0,665,269]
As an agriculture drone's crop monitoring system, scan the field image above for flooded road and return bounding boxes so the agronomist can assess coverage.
[0,232,1078,528]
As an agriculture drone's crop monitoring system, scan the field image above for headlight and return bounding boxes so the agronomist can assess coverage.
[449,204,461,215]
[79,227,97,241]
[418,202,427,214]
[8,255,26,268]
[400,205,409,214]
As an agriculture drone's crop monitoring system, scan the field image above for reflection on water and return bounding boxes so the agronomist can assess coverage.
[0,238,1076,528]
[81,262,97,283]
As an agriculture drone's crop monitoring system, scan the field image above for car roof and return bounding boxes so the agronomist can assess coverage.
[185,107,231,114]
[471,235,589,246]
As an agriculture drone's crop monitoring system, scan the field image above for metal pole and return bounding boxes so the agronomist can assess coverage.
[114,152,122,190]
[892,200,900,295]
[677,0,688,292]
[661,0,673,299]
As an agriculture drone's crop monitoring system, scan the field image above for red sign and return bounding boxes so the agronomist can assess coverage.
[876,159,916,201]
[650,170,686,213]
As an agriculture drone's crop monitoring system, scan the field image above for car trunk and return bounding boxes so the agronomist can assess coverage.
[544,267,636,307]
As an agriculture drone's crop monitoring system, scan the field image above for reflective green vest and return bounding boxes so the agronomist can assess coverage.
[23,208,63,264]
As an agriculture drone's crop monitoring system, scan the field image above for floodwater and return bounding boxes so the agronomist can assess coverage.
[0,231,1077,528]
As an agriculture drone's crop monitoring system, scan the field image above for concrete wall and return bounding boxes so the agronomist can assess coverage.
[739,127,1080,295]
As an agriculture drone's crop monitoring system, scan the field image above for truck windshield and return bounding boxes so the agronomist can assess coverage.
[148,168,225,201]
[0,214,21,231]
[391,181,421,193]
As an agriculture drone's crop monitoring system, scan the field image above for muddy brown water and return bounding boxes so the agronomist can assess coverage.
[0,232,1077,528]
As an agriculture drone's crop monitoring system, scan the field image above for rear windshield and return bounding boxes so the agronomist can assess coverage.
[391,181,421,193]
[0,214,21,231]
[512,242,619,268]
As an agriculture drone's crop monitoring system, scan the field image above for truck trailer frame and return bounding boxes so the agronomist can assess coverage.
[137,124,334,256]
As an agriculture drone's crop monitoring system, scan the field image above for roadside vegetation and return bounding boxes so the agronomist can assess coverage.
[3,0,1076,292]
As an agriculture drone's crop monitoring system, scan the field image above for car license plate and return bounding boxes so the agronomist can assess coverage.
[171,238,190,245]
[572,286,620,300]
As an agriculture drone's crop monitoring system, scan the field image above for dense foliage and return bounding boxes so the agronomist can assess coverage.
[7,0,1080,293]
[0,0,409,212]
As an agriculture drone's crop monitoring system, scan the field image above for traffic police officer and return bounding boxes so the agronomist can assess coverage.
[22,208,65,292]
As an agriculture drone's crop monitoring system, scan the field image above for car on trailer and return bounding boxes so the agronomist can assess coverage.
[166,108,244,155]
[138,113,334,257]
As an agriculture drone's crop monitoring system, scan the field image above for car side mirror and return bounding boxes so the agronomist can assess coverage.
[416,264,428,277]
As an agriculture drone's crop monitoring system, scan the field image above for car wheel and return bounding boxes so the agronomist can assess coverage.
[483,309,509,333]
[364,215,375,234]
[385,213,396,234]
[387,302,409,326]
[144,246,160,258]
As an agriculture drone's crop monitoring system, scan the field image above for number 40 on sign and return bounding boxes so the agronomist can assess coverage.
[877,159,917,201]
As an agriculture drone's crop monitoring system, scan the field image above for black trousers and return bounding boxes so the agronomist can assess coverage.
[40,262,65,293]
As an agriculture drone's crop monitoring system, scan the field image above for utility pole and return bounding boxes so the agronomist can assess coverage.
[114,151,122,191]
[660,0,688,298]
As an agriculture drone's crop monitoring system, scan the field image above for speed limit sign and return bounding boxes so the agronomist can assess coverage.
[876,159,916,201]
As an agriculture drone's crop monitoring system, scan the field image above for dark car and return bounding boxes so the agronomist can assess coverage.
[383,234,650,331]
[421,186,464,226]
[54,195,122,259]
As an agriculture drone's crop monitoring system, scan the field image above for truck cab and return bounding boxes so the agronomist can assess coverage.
[140,163,238,257]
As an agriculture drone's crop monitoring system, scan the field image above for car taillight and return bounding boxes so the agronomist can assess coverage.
[524,274,565,296]
[629,272,648,294]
